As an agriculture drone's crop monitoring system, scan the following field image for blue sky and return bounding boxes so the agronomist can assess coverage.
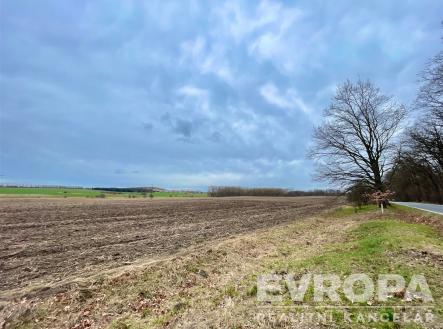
[0,0,442,190]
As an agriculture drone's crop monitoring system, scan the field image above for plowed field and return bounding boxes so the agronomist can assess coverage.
[0,196,337,298]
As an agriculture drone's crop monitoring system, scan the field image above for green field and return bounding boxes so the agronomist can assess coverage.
[0,187,207,198]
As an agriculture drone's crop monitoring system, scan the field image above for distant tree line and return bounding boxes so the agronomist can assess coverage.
[92,187,164,193]
[208,186,342,197]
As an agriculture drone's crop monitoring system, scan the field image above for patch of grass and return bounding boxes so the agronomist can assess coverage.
[172,300,188,314]
[0,187,104,197]
[0,187,208,198]
[279,219,441,279]
[2,304,48,329]
[109,317,143,329]
[224,285,239,298]
[246,284,258,297]
[332,204,379,217]
[391,203,443,220]
[266,219,442,328]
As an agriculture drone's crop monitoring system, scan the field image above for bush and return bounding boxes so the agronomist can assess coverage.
[346,182,371,208]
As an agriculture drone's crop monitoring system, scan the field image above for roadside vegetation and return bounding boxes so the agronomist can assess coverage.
[2,203,441,329]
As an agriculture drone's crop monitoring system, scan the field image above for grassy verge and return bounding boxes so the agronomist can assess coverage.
[2,205,441,329]
[392,203,443,219]
[331,204,379,216]
[265,220,442,328]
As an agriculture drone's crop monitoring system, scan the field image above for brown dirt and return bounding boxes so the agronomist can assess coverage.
[0,196,338,300]
[394,207,443,234]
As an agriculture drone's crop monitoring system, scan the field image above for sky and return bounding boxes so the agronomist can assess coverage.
[0,0,442,190]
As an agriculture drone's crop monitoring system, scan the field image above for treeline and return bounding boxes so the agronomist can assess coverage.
[92,187,164,193]
[208,186,342,197]
[386,47,443,204]
[386,95,442,202]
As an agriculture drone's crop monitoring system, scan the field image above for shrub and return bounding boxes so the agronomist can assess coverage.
[346,182,371,208]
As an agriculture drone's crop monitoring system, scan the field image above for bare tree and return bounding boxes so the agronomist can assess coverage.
[413,35,443,172]
[388,114,443,203]
[309,79,406,191]
[388,39,443,203]
[416,50,443,121]
[409,117,443,173]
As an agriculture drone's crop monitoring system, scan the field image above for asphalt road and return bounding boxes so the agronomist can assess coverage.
[392,201,443,215]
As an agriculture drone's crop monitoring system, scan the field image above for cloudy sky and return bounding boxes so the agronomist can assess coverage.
[0,0,442,190]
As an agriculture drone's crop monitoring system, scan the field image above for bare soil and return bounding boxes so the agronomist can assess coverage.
[0,196,337,299]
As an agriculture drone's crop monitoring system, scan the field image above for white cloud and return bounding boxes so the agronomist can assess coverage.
[260,82,312,115]
[177,85,208,98]
[249,24,327,74]
[214,0,305,74]
[168,171,244,186]
[180,36,206,60]
[177,85,212,116]
[260,82,292,108]
[216,0,301,42]
[180,37,233,83]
